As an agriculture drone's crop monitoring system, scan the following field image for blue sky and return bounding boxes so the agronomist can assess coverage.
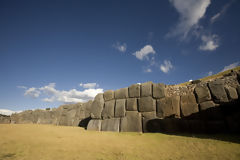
[0,0,240,114]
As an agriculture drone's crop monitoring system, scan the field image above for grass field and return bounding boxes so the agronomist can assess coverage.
[0,124,240,160]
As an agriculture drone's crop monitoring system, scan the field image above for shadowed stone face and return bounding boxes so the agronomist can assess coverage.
[225,86,238,101]
[87,119,102,131]
[180,93,199,117]
[153,83,165,99]
[115,99,126,117]
[129,84,140,98]
[139,97,156,112]
[194,84,211,103]
[90,93,104,119]
[208,80,228,103]
[199,101,216,111]
[126,98,138,111]
[157,96,180,118]
[141,82,153,97]
[142,112,156,132]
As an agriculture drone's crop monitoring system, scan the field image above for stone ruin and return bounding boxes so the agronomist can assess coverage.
[1,71,240,134]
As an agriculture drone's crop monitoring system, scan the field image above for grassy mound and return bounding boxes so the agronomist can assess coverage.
[0,124,240,160]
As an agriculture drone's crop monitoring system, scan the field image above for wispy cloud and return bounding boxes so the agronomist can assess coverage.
[143,68,152,73]
[199,34,219,51]
[167,0,211,38]
[133,45,156,60]
[160,60,173,73]
[17,86,27,89]
[221,62,239,72]
[113,42,127,52]
[79,83,99,89]
[210,1,234,24]
[18,83,103,103]
[0,109,22,116]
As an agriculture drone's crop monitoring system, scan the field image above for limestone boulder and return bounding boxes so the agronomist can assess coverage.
[102,100,115,119]
[129,84,140,98]
[157,96,180,118]
[194,84,211,103]
[90,93,104,119]
[141,81,153,97]
[115,88,128,99]
[139,97,156,112]
[115,99,126,118]
[120,111,142,132]
[180,93,199,117]
[225,86,238,101]
[126,98,138,111]
[101,118,120,132]
[103,90,114,101]
[87,119,102,131]
[199,101,216,111]
[153,83,165,99]
[208,79,228,103]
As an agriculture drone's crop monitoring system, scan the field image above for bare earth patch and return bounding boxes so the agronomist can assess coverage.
[0,124,240,160]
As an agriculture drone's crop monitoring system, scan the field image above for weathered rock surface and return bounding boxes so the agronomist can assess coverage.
[208,79,229,103]
[103,90,114,101]
[87,119,102,131]
[102,100,115,119]
[126,98,138,111]
[141,81,152,97]
[194,84,211,103]
[129,84,140,98]
[115,99,126,117]
[120,111,142,132]
[153,83,165,99]
[90,93,104,119]
[0,114,11,124]
[225,86,238,101]
[101,118,120,132]
[180,93,199,117]
[199,101,216,111]
[157,96,180,118]
[139,97,156,112]
[115,88,128,99]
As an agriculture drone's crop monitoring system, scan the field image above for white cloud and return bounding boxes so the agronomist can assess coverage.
[199,34,219,51]
[113,42,127,52]
[20,83,103,104]
[144,68,152,73]
[79,83,99,89]
[24,87,41,98]
[207,71,213,76]
[160,60,173,73]
[168,0,211,38]
[0,109,22,116]
[133,45,156,60]
[221,62,239,72]
[210,1,234,24]
[17,86,27,89]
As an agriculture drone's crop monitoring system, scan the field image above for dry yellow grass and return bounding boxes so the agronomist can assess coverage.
[0,124,240,160]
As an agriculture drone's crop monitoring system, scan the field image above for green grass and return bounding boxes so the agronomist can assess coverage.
[177,66,240,86]
[0,124,240,160]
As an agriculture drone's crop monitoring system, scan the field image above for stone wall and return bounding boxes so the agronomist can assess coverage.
[0,114,11,124]
[6,70,240,133]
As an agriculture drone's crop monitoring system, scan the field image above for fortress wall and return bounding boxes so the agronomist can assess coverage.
[8,71,240,133]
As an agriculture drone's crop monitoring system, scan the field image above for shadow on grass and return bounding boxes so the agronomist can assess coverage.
[0,153,16,160]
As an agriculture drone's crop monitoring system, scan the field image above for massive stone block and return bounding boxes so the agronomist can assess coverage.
[139,97,156,112]
[90,93,104,119]
[208,79,228,103]
[87,119,102,131]
[115,88,128,99]
[103,90,114,101]
[142,112,157,132]
[157,96,180,118]
[153,83,165,99]
[101,118,120,132]
[129,84,140,98]
[225,86,238,101]
[115,99,126,117]
[194,84,211,103]
[141,81,153,97]
[180,93,199,117]
[120,111,142,132]
[199,101,217,111]
[102,100,115,119]
[126,98,138,111]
